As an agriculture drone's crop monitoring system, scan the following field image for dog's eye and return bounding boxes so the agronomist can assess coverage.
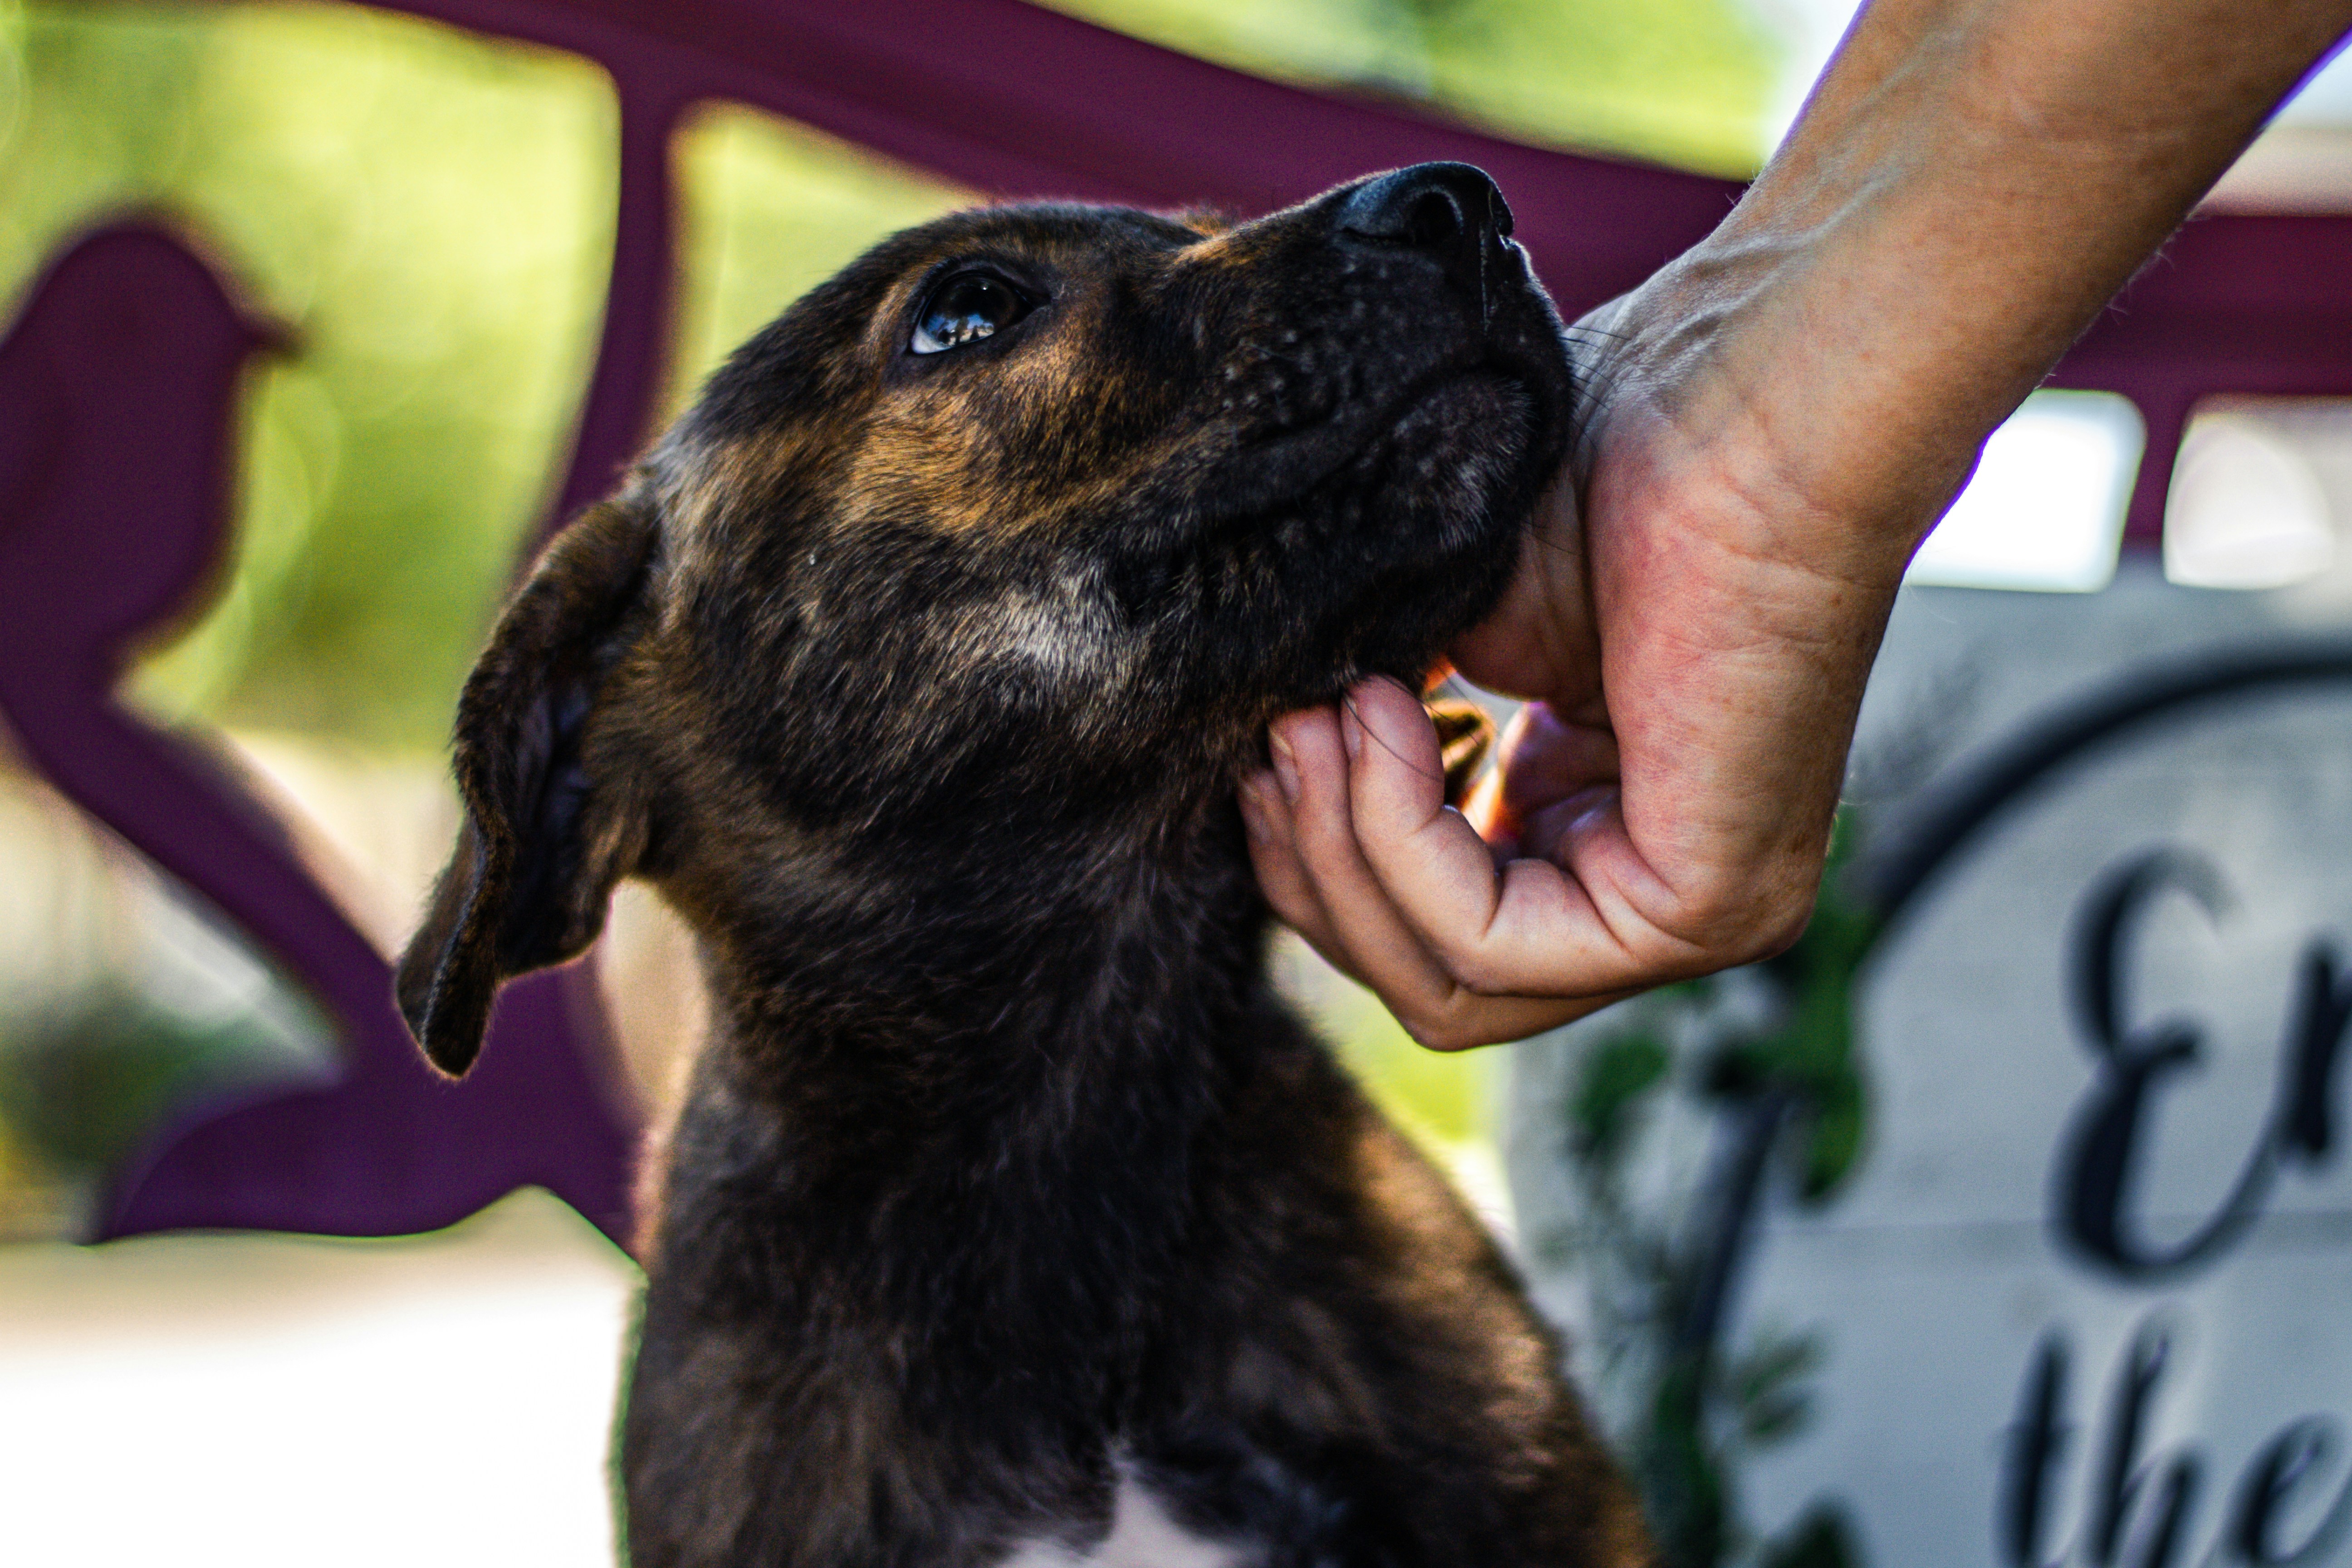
[911,272,1030,355]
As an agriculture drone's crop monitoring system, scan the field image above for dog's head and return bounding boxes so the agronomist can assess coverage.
[398,163,1573,1073]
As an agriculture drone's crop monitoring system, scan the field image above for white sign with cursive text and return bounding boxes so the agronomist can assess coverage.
[1514,566,2352,1568]
[1740,576,2352,1568]
[1743,673,2352,1567]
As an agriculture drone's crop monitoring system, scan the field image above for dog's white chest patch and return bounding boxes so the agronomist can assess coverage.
[1000,1470,1252,1568]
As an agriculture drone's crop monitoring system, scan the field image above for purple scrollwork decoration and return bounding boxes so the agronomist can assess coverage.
[1,0,2346,1249]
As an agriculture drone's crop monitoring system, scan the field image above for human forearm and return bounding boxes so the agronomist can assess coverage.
[1517,0,2352,951]
[1629,0,2352,563]
[1240,0,2352,1049]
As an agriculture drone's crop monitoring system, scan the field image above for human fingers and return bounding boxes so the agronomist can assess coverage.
[1269,701,1593,1049]
[1486,701,1622,861]
[1339,676,1716,1010]
[1267,706,1461,999]
[1237,765,1357,983]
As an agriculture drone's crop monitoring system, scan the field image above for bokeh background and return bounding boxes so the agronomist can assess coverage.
[3,3,2350,1564]
[0,0,1818,1252]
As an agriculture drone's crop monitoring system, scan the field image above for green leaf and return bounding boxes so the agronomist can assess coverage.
[1729,1335,1819,1407]
[1759,1502,1863,1568]
[1642,1358,1730,1568]
[1798,1069,1866,1201]
[1571,1032,1671,1165]
[1741,1389,1810,1446]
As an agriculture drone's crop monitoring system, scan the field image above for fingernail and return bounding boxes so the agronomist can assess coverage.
[1567,785,1618,833]
[1340,700,1364,761]
[1237,774,1272,841]
[1269,732,1301,802]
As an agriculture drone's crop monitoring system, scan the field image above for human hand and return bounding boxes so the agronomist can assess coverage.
[1238,0,2352,1052]
[1238,300,1906,1050]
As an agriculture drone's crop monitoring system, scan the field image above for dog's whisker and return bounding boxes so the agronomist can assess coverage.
[1339,687,1448,784]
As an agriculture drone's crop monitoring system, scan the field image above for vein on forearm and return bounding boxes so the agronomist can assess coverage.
[1624,0,2352,550]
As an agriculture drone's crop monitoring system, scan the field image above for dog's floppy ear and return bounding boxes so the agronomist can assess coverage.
[397,494,659,1077]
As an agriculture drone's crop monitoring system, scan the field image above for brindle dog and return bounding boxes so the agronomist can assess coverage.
[397,162,1651,1568]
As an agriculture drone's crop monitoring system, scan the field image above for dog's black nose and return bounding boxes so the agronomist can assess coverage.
[1336,163,1512,277]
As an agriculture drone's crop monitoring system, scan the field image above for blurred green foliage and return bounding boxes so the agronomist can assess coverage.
[1573,1030,1670,1165]
[1705,813,1877,1202]
[0,0,1781,1222]
[1044,0,1781,174]
[1548,812,1882,1567]
[1,2,616,750]
[0,0,1778,750]
[671,107,963,416]
[1272,931,1501,1151]
[0,982,317,1173]
[1758,1505,1860,1568]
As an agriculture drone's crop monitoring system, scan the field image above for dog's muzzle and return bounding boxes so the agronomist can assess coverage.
[1335,162,1517,311]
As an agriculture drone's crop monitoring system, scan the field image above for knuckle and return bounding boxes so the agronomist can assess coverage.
[1397,1009,1482,1054]
[1654,862,1821,970]
[1431,942,1511,999]
[1394,1012,1444,1049]
[1290,803,1358,864]
[1262,889,1319,934]
[1746,888,1818,960]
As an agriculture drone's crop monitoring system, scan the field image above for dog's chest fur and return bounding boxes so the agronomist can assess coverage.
[1002,1465,1253,1568]
[621,839,1622,1567]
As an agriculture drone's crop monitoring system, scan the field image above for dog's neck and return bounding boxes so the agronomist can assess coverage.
[684,778,1270,1138]
[657,784,1277,1347]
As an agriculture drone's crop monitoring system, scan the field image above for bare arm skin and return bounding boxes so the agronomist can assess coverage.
[1239,0,2352,1050]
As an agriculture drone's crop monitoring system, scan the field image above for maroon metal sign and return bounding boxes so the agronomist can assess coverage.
[3,0,2346,1246]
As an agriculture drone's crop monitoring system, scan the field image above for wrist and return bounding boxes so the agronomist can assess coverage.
[1593,0,2352,568]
